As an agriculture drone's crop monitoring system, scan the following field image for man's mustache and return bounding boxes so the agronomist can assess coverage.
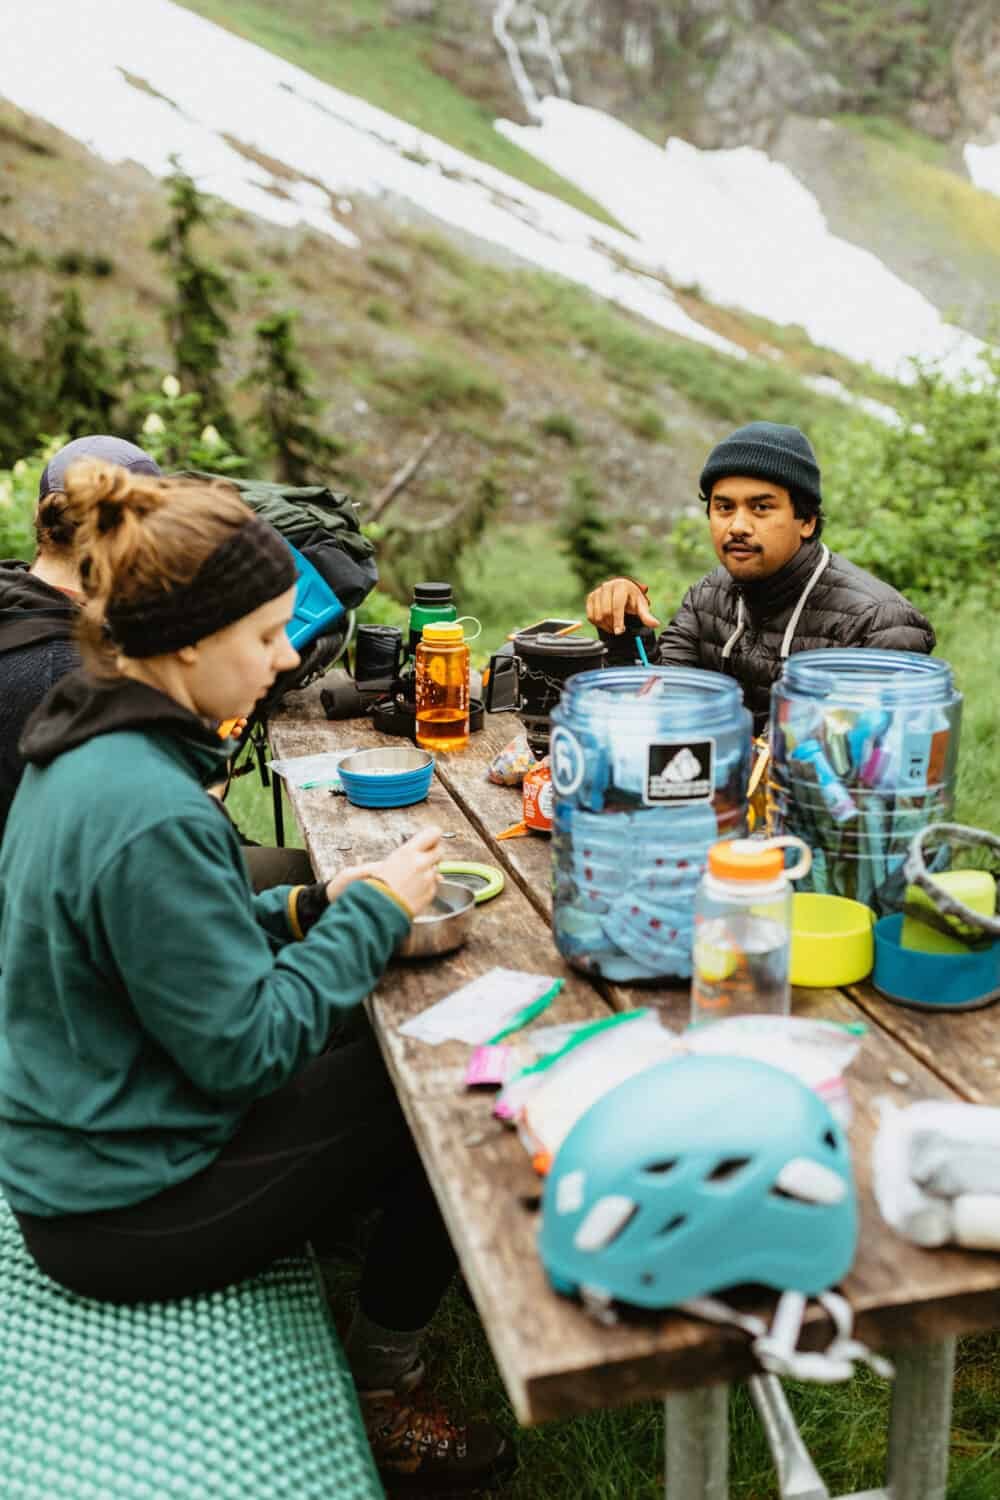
[724,541,762,552]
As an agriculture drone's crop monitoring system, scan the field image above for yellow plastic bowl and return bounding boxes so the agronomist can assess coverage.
[791,894,874,988]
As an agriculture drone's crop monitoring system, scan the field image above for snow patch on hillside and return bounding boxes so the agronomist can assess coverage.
[498,101,987,383]
[0,0,988,388]
[1,0,740,359]
[965,139,1000,198]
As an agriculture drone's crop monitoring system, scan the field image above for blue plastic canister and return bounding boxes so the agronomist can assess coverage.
[769,650,962,915]
[549,666,752,982]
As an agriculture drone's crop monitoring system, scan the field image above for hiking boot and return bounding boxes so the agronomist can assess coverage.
[359,1384,514,1494]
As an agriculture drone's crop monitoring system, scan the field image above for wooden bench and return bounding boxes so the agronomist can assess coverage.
[0,1195,384,1500]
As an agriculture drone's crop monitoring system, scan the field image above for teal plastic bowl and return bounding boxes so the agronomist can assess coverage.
[337,747,434,808]
[872,914,1000,1011]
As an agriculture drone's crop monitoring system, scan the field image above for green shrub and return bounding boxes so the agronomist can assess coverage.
[366,250,411,284]
[560,469,634,594]
[538,411,580,446]
[377,355,505,414]
[366,299,393,325]
[623,401,667,441]
[0,440,60,560]
[819,350,1000,602]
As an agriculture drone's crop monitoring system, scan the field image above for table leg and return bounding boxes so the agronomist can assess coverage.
[885,1338,956,1500]
[664,1384,729,1500]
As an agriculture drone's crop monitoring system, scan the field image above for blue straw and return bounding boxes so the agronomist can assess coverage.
[635,635,650,666]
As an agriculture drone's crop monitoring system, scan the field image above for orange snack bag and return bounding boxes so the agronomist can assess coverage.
[522,761,554,832]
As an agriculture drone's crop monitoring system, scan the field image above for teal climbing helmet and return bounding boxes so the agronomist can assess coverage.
[539,1055,857,1310]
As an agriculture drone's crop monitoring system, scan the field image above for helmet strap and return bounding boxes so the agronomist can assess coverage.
[681,1291,894,1384]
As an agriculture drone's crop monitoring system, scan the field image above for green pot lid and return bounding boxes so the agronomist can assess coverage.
[438,861,505,904]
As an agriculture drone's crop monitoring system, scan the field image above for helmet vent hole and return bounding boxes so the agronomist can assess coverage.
[643,1159,678,1177]
[822,1129,838,1151]
[657,1214,687,1238]
[705,1156,750,1185]
[640,1272,656,1287]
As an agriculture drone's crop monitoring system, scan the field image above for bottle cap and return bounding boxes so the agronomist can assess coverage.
[413,582,453,604]
[422,621,464,643]
[708,840,785,883]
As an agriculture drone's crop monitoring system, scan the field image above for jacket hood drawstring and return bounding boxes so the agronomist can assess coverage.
[720,544,831,663]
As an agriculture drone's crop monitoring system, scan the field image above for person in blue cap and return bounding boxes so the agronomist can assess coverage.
[0,435,162,838]
[586,422,935,732]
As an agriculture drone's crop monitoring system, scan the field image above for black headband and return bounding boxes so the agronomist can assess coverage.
[106,516,297,657]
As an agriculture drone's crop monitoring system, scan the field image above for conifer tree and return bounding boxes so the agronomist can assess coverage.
[151,160,238,441]
[560,468,633,594]
[246,311,344,484]
[38,288,117,438]
[0,292,45,466]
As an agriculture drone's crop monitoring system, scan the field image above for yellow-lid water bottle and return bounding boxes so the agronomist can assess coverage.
[415,620,471,752]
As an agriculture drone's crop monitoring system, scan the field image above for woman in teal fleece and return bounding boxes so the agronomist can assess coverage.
[0,459,510,1493]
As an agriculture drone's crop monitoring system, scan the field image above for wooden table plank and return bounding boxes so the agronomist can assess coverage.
[846,980,1000,1106]
[269,693,1000,1425]
[437,715,1000,1088]
[267,712,611,1108]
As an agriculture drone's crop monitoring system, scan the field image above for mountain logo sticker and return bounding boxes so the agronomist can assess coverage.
[645,739,715,804]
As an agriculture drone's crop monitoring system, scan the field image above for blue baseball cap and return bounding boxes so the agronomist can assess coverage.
[39,435,161,498]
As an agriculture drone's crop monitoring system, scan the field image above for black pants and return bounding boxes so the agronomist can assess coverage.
[16,1019,456,1330]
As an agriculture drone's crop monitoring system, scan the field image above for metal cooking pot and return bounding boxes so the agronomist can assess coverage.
[398,879,477,958]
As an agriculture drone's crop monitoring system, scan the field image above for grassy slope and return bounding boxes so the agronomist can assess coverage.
[4,97,897,554]
[174,0,624,230]
[776,114,1000,342]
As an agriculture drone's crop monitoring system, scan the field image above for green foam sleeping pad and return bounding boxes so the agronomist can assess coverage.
[0,1195,384,1499]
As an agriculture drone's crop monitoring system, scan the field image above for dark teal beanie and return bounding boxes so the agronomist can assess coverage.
[699,422,821,507]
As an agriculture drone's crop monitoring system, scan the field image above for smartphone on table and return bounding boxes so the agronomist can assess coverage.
[506,619,581,641]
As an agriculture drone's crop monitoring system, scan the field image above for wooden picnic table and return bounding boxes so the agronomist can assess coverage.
[268,689,1000,1500]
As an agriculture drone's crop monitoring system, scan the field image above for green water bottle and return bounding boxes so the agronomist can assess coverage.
[407,581,456,657]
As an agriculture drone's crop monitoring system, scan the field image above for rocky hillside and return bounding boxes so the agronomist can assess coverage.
[0,99,869,528]
[3,0,998,570]
[434,0,1000,155]
[173,0,1000,345]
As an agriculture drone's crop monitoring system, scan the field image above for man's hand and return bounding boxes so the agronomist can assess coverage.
[369,826,442,917]
[585,578,661,636]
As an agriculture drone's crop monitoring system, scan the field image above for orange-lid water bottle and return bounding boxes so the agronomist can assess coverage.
[415,620,472,752]
[690,836,812,1024]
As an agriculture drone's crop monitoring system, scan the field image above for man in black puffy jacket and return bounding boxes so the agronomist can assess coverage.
[586,421,935,733]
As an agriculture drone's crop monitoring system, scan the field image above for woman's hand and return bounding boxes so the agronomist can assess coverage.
[325,864,378,904]
[370,826,442,917]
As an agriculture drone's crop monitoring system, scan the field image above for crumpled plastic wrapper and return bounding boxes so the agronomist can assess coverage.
[487,733,537,786]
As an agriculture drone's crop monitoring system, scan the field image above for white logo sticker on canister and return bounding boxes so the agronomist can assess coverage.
[550,725,586,797]
[645,739,715,803]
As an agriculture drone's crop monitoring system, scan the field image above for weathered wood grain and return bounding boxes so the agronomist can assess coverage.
[269,700,1000,1426]
[268,713,609,1109]
[846,980,1000,1106]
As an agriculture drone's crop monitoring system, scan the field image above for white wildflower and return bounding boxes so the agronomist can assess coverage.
[142,412,166,436]
[199,424,222,448]
[161,374,181,399]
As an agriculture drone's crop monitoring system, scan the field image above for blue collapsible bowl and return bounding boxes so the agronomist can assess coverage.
[337,746,435,808]
[872,914,1000,1011]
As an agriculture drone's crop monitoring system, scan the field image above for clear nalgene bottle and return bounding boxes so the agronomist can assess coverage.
[690,837,811,1024]
[415,621,470,752]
